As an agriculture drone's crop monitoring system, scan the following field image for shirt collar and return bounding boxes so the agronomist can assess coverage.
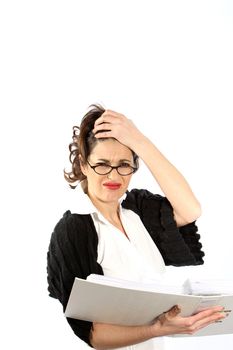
[68,182,98,215]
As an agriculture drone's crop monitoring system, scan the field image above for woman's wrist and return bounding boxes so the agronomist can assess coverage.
[148,318,167,338]
[131,135,154,158]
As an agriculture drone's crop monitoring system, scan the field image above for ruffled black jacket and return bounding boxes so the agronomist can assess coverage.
[47,189,204,347]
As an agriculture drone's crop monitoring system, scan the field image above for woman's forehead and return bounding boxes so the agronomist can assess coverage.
[90,140,133,160]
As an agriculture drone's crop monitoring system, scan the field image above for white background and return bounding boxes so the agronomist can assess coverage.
[0,0,233,349]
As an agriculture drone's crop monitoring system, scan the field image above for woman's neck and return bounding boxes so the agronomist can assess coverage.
[88,192,120,223]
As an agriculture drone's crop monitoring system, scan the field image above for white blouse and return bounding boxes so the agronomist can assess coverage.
[69,185,166,350]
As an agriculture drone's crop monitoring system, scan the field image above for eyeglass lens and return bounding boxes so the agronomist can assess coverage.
[95,164,134,175]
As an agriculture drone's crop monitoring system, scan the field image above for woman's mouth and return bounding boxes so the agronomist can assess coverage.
[103,182,121,190]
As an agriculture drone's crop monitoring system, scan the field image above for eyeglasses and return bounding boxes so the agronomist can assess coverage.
[86,160,138,176]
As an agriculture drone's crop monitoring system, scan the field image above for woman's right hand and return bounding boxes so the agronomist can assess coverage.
[90,305,226,349]
[151,305,226,336]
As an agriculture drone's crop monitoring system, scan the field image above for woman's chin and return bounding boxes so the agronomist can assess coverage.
[103,190,123,202]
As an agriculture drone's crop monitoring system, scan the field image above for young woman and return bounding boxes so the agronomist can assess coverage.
[47,104,225,349]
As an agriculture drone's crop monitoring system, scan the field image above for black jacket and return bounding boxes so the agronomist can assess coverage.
[47,188,204,347]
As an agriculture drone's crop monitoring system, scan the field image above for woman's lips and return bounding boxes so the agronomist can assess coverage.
[103,183,121,190]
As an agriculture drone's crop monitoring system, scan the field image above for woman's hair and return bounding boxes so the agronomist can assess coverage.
[64,104,139,190]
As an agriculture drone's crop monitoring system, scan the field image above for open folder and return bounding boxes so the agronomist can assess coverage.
[65,274,233,336]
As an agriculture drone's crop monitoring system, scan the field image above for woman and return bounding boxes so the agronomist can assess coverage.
[47,104,225,349]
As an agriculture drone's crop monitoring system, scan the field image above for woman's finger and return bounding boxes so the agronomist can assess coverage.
[189,306,224,324]
[93,114,123,136]
[185,312,225,335]
[93,122,113,132]
[177,307,226,335]
[94,111,122,127]
[194,316,225,334]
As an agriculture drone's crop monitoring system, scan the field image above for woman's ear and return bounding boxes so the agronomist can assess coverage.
[79,155,87,176]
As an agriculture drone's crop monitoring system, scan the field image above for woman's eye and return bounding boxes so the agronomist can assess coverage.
[97,163,110,168]
[120,163,131,168]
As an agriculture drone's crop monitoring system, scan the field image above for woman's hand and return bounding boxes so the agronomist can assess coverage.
[89,305,225,349]
[151,305,226,337]
[92,109,146,150]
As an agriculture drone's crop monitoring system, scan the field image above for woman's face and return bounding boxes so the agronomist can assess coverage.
[80,139,135,204]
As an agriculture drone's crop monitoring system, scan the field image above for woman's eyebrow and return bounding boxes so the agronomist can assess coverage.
[96,158,131,163]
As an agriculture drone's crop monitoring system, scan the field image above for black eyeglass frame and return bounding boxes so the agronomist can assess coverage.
[86,160,138,176]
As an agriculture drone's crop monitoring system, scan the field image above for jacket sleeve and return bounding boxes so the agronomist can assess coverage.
[122,188,205,266]
[47,210,103,347]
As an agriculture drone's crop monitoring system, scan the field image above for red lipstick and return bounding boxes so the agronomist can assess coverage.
[103,182,121,190]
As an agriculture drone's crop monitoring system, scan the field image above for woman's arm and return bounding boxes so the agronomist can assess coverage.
[93,110,201,227]
[90,306,225,350]
[133,136,201,226]
[90,322,155,350]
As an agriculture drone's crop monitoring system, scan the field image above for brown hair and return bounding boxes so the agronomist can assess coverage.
[64,104,139,190]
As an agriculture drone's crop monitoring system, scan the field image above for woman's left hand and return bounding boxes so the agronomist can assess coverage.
[92,109,146,150]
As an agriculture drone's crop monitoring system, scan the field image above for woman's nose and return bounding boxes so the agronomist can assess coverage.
[107,168,120,179]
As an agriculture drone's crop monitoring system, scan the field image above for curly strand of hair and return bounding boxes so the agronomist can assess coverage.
[64,126,83,187]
